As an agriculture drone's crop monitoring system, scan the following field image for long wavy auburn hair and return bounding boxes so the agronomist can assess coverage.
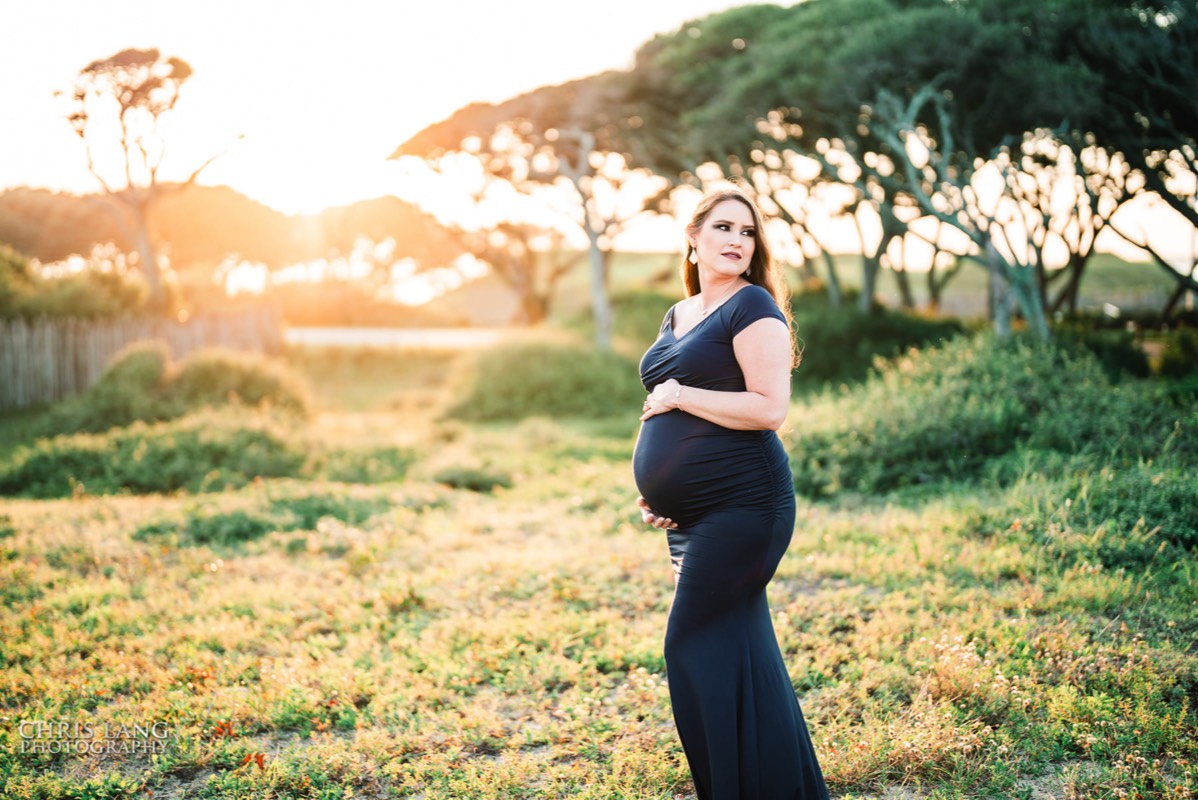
[681,184,800,367]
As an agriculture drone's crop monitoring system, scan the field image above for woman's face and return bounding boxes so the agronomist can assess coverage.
[691,199,757,279]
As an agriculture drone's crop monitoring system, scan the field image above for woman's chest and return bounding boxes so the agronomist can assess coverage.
[640,327,745,390]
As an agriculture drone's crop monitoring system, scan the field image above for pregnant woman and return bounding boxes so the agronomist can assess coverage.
[633,185,829,800]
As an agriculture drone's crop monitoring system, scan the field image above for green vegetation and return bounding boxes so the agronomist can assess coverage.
[0,242,147,319]
[785,335,1195,498]
[789,292,969,387]
[445,342,645,422]
[0,411,308,497]
[40,342,311,436]
[1,315,1195,799]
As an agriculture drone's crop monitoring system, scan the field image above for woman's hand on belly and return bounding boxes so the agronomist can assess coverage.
[637,496,679,529]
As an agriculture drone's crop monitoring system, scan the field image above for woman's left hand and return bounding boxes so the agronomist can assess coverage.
[641,378,683,421]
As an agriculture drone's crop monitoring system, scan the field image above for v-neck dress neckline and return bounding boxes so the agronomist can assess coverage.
[668,285,750,342]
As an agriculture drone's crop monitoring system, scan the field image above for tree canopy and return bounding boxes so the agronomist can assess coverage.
[389,0,1197,335]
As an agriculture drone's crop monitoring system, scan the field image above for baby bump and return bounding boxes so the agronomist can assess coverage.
[633,412,788,527]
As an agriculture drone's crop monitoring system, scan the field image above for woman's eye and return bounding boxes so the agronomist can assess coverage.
[742,230,755,237]
[715,223,730,231]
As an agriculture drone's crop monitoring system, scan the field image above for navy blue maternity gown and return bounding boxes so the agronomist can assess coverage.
[633,284,829,800]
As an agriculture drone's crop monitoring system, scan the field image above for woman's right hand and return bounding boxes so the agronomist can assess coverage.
[637,496,678,529]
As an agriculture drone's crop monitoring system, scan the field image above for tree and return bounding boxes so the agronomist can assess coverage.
[390,75,669,349]
[626,0,1191,336]
[1075,2,1198,314]
[412,149,582,324]
[61,48,229,313]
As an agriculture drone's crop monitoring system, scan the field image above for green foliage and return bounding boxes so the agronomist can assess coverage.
[134,489,393,546]
[271,490,392,530]
[1082,463,1198,553]
[1054,327,1152,381]
[0,412,308,498]
[41,345,310,437]
[0,242,147,320]
[164,348,311,416]
[1159,328,1198,379]
[432,465,513,493]
[42,341,173,434]
[611,287,677,351]
[965,453,1198,573]
[444,342,644,422]
[318,446,417,484]
[790,292,967,387]
[176,508,280,547]
[785,334,1193,497]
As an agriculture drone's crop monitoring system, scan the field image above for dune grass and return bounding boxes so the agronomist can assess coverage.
[0,338,1195,799]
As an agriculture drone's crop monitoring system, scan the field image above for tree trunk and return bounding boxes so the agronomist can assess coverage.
[587,232,612,350]
[1010,267,1050,339]
[892,263,915,310]
[1050,250,1091,315]
[858,253,880,314]
[987,240,1012,339]
[891,234,915,310]
[521,294,548,325]
[926,262,941,313]
[131,201,166,313]
[821,250,842,309]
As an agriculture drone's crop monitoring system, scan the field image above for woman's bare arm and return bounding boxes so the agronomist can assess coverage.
[640,317,792,430]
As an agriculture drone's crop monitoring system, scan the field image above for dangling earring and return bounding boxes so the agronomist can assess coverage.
[688,249,698,265]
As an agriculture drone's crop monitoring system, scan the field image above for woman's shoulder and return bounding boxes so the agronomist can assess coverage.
[731,283,782,311]
[737,282,775,299]
[725,283,786,334]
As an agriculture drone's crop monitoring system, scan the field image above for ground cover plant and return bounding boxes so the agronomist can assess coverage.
[0,333,1194,799]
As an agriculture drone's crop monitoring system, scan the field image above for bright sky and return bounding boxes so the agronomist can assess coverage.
[2,1,1189,270]
[1,0,743,215]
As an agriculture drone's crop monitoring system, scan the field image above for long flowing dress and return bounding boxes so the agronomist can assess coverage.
[632,284,829,800]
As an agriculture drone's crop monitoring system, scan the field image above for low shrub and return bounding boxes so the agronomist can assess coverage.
[0,242,148,320]
[966,455,1198,572]
[269,490,392,529]
[613,288,678,351]
[317,446,418,484]
[134,489,394,546]
[0,411,308,498]
[785,335,1193,498]
[1159,328,1198,379]
[789,292,967,388]
[444,342,644,422]
[39,345,311,437]
[562,288,676,354]
[182,508,281,546]
[432,465,512,493]
[1082,463,1198,553]
[1054,327,1151,381]
[165,348,310,416]
[41,341,173,434]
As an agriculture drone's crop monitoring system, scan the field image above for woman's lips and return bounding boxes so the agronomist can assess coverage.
[722,252,742,260]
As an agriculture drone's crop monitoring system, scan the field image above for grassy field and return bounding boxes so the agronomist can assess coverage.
[1,337,1195,799]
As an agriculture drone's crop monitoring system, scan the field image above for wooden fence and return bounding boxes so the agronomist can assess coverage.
[0,309,283,411]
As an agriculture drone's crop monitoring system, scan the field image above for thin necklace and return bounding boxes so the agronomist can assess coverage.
[699,280,742,316]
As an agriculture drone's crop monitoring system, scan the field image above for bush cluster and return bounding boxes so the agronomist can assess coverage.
[444,342,645,422]
[789,292,968,388]
[785,334,1195,498]
[1159,328,1198,380]
[0,411,308,498]
[41,342,311,435]
[134,489,394,547]
[0,243,148,319]
[561,287,675,354]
